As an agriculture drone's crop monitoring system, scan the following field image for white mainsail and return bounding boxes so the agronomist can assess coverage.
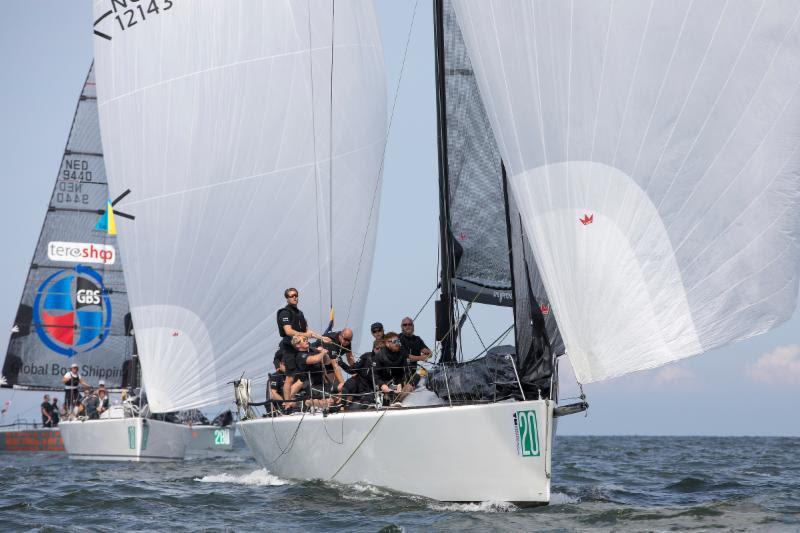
[92,1,386,411]
[453,0,800,383]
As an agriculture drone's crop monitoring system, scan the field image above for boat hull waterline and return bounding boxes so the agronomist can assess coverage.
[59,418,189,462]
[240,399,553,503]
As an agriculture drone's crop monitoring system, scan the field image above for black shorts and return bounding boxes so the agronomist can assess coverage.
[342,377,372,397]
[281,348,298,376]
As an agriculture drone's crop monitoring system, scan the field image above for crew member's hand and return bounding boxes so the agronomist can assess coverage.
[321,336,332,344]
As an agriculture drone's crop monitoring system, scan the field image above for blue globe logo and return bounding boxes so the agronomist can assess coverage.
[32,264,112,357]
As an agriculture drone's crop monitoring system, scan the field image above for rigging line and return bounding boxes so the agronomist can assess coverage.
[329,407,388,481]
[471,324,514,360]
[307,0,325,326]
[328,0,336,311]
[412,285,438,323]
[464,309,486,353]
[345,0,419,324]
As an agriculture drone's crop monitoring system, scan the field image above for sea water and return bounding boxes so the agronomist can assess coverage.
[1,436,798,531]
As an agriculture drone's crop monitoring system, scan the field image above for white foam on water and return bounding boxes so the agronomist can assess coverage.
[337,482,393,501]
[550,492,580,505]
[428,500,518,513]
[194,468,289,486]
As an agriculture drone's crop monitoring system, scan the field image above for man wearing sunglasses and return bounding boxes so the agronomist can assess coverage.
[399,317,431,386]
[370,322,384,340]
[276,288,329,406]
[375,331,412,405]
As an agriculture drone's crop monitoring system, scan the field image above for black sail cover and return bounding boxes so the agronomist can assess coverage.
[429,0,564,399]
[1,66,133,389]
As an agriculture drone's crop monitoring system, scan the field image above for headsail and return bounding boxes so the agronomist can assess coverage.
[2,66,134,389]
[92,1,387,412]
[453,0,800,383]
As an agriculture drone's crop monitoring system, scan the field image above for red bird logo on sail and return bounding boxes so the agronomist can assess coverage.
[579,214,594,226]
[540,303,550,315]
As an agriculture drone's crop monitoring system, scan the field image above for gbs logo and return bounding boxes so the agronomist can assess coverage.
[32,265,112,357]
[76,289,101,306]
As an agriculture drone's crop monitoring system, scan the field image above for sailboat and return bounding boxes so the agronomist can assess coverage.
[0,65,157,457]
[238,0,800,504]
[89,0,800,502]
[89,0,386,459]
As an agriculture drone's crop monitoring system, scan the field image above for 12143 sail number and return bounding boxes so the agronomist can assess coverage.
[112,0,174,32]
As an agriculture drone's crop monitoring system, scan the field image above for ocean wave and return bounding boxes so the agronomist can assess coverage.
[194,469,289,486]
[428,500,518,513]
[550,492,580,505]
[339,482,394,501]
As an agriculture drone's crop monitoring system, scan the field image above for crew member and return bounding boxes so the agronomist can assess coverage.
[341,339,398,409]
[268,356,287,415]
[50,398,60,427]
[398,317,432,386]
[41,394,53,428]
[81,387,101,419]
[276,288,329,405]
[62,363,88,413]
[370,322,384,341]
[291,336,333,409]
[376,332,411,405]
[321,328,354,390]
[97,387,110,416]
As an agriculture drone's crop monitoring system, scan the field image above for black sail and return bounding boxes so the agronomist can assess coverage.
[1,66,133,389]
[439,0,511,307]
[432,0,563,397]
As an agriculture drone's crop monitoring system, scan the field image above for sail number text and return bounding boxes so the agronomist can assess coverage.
[514,410,540,457]
[111,0,174,32]
[58,159,92,205]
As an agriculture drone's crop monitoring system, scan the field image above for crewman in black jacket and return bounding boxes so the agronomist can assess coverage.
[276,288,330,407]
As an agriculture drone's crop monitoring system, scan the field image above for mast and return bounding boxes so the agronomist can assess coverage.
[433,0,457,363]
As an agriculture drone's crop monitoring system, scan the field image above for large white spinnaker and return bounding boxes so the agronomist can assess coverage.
[92,1,386,411]
[453,1,800,383]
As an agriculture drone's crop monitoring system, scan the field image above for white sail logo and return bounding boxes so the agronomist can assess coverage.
[47,241,116,265]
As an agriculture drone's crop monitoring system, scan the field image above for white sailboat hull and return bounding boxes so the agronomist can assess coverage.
[59,418,189,462]
[240,399,554,503]
[186,425,235,452]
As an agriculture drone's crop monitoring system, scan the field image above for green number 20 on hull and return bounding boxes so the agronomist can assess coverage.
[515,410,540,457]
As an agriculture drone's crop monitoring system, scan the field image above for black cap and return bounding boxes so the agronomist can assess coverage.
[370,322,383,332]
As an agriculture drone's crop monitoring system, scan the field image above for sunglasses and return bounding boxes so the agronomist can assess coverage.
[401,323,413,327]
[389,339,402,346]
[371,329,382,333]
[287,294,298,298]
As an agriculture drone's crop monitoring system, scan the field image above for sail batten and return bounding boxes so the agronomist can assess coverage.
[453,0,800,383]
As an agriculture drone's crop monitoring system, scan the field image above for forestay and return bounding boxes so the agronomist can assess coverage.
[453,1,800,383]
[92,0,386,411]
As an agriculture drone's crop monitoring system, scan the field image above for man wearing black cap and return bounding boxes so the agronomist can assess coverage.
[370,322,384,341]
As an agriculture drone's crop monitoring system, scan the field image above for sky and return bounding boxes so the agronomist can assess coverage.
[1,2,798,435]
